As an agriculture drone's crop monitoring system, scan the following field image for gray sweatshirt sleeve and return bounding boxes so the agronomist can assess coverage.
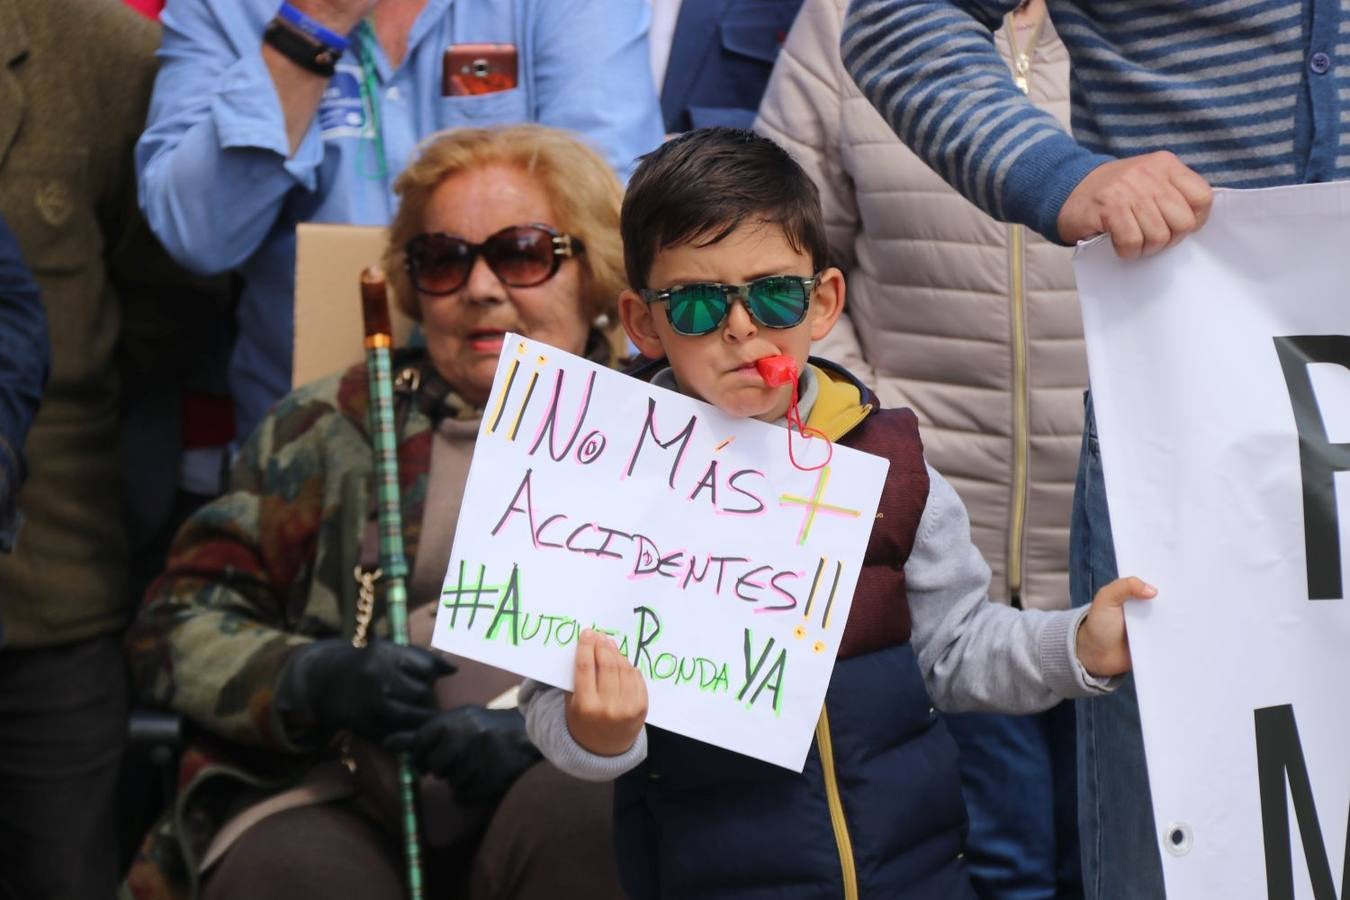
[908,464,1116,712]
[518,678,648,781]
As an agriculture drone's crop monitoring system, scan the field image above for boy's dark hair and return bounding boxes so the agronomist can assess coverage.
[621,127,828,289]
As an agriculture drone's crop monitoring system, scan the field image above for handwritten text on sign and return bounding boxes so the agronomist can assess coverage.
[431,335,888,770]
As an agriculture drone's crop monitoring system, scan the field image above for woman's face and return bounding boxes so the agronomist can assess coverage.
[416,163,590,406]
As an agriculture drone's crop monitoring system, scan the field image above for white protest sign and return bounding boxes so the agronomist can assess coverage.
[1075,183,1350,900]
[431,335,889,770]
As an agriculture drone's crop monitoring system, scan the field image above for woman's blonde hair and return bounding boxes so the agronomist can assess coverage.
[383,124,626,325]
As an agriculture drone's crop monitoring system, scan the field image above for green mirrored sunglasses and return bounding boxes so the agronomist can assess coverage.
[639,274,819,337]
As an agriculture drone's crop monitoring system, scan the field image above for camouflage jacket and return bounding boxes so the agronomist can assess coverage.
[122,352,442,899]
[122,335,615,899]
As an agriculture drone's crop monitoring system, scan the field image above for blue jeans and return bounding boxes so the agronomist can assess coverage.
[946,704,1082,900]
[1072,395,1165,900]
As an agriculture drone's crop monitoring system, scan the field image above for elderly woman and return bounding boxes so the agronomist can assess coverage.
[124,125,628,900]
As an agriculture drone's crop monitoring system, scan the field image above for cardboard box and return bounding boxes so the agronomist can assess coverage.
[292,222,415,386]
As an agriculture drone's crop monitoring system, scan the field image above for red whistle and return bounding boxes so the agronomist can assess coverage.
[755,354,797,387]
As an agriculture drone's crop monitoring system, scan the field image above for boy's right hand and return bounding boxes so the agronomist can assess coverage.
[566,629,648,757]
[1076,576,1158,677]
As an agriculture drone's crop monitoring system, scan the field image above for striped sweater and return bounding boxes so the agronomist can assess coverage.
[842,0,1347,243]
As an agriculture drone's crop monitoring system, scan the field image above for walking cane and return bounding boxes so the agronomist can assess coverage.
[359,266,426,900]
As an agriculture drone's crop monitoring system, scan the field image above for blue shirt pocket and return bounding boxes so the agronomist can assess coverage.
[438,87,531,128]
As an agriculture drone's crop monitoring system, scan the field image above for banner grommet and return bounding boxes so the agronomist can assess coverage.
[1163,823,1192,857]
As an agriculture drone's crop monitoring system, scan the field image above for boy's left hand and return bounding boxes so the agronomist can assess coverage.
[566,630,648,756]
[1076,576,1158,678]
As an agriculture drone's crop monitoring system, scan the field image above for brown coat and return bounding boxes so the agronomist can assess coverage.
[0,0,218,645]
[755,0,1086,610]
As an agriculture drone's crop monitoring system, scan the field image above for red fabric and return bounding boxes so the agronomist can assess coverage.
[182,392,235,447]
[122,0,164,19]
[834,406,929,659]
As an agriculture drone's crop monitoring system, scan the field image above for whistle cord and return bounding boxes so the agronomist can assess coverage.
[784,373,832,472]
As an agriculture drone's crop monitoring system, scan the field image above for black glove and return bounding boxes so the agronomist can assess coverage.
[385,706,541,806]
[275,639,456,743]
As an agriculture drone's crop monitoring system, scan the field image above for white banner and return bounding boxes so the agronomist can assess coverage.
[431,335,888,771]
[1075,183,1350,899]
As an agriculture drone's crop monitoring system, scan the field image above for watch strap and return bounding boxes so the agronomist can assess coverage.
[264,18,340,78]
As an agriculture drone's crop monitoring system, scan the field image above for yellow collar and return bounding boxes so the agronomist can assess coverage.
[803,364,872,441]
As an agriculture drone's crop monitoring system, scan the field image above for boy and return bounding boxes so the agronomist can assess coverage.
[517,128,1154,899]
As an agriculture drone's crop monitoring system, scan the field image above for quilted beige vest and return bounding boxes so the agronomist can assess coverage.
[756,0,1086,610]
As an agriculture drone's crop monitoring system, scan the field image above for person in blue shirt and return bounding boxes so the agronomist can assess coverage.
[0,212,48,564]
[137,0,664,440]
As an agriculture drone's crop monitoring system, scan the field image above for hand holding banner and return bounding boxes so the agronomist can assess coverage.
[1075,182,1350,900]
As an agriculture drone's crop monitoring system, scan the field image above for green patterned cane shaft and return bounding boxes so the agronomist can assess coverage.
[368,347,413,638]
[396,753,424,895]
[362,271,425,900]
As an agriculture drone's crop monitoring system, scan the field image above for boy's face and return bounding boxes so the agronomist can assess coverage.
[620,222,844,422]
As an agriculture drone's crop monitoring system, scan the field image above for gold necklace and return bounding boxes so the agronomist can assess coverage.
[1006,9,1047,94]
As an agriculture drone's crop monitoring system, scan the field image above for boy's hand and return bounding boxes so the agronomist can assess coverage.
[1076,576,1159,678]
[566,629,648,757]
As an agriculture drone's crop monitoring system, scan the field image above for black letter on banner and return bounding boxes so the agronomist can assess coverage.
[1254,704,1348,900]
[1273,336,1350,600]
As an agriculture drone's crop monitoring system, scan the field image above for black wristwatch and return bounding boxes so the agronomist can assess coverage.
[263,18,341,78]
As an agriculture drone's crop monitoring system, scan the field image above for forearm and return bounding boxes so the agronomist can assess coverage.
[518,679,647,781]
[129,573,315,751]
[135,0,333,273]
[922,600,1106,713]
[126,406,335,752]
[841,0,1112,241]
[907,465,1113,712]
[262,0,368,153]
[261,47,330,156]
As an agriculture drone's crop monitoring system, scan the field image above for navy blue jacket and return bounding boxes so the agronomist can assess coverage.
[613,362,975,899]
[0,213,49,556]
[660,0,805,132]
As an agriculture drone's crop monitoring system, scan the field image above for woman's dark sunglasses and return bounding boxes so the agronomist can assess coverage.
[404,224,585,295]
[639,274,819,337]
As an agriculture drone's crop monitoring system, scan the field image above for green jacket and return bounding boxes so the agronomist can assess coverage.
[125,337,612,898]
[129,358,443,750]
[126,356,437,897]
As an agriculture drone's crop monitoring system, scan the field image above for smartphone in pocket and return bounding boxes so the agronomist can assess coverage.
[443,43,519,96]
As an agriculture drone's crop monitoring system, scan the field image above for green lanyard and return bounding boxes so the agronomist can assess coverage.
[355,19,389,182]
